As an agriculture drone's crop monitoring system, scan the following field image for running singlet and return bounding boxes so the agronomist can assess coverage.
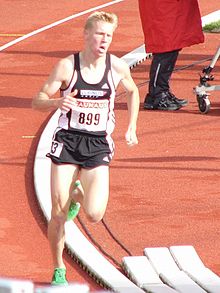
[59,53,116,136]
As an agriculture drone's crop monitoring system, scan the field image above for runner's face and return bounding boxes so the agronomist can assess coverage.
[85,21,114,56]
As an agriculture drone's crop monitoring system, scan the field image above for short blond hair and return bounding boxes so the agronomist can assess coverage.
[84,11,118,31]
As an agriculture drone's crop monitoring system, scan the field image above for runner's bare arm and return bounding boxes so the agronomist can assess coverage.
[112,57,140,146]
[32,57,75,112]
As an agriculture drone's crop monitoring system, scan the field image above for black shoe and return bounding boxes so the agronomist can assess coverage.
[167,91,188,106]
[144,92,181,111]
[143,94,154,109]
[156,93,182,111]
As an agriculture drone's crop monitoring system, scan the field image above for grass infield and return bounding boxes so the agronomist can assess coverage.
[203,20,220,33]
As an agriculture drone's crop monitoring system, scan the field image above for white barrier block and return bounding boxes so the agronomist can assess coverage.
[185,268,220,293]
[121,45,151,68]
[0,278,34,293]
[170,246,220,292]
[144,247,207,292]
[144,247,180,275]
[142,283,178,293]
[122,256,162,287]
[122,256,180,292]
[160,271,206,293]
[169,246,205,272]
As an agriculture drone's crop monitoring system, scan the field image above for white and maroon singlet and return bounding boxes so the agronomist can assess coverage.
[58,52,116,137]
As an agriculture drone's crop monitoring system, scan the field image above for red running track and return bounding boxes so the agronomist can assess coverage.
[0,0,219,290]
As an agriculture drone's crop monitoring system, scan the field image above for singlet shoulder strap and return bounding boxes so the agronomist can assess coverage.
[60,53,79,93]
[105,53,110,69]
[101,53,111,80]
[74,52,80,71]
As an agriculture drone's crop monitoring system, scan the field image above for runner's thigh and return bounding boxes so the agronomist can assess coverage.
[51,162,79,214]
[80,165,109,222]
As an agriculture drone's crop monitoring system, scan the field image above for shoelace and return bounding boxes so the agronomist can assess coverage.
[55,269,65,280]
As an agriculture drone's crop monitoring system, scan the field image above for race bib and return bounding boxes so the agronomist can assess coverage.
[50,140,63,157]
[70,99,109,132]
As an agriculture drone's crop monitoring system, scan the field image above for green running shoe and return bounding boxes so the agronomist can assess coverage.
[51,268,68,286]
[67,180,81,221]
[67,201,80,221]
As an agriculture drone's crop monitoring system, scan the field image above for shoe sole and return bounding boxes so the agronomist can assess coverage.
[144,105,181,111]
[178,102,188,106]
[143,105,154,110]
[51,281,68,286]
[157,106,182,111]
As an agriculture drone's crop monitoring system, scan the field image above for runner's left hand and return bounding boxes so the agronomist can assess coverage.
[125,129,138,147]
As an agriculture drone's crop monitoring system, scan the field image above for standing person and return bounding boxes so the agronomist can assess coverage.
[32,11,139,286]
[138,0,204,111]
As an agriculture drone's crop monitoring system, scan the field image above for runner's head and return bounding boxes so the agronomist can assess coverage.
[83,11,118,56]
[84,11,118,32]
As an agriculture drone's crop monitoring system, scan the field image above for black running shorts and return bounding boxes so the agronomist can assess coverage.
[47,129,114,169]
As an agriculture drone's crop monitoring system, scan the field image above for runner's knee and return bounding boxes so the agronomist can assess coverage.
[86,210,104,223]
[50,205,68,224]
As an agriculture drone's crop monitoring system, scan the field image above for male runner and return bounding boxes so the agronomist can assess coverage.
[32,11,139,285]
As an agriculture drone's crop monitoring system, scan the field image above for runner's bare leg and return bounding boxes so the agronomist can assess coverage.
[80,165,109,223]
[48,162,79,268]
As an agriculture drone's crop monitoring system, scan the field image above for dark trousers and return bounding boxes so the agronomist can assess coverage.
[148,50,180,97]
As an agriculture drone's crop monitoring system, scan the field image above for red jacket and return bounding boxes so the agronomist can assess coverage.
[138,0,204,53]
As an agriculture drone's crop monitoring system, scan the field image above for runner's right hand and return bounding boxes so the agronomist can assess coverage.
[59,89,78,111]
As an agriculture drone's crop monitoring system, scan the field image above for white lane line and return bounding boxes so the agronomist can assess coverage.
[0,0,123,52]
